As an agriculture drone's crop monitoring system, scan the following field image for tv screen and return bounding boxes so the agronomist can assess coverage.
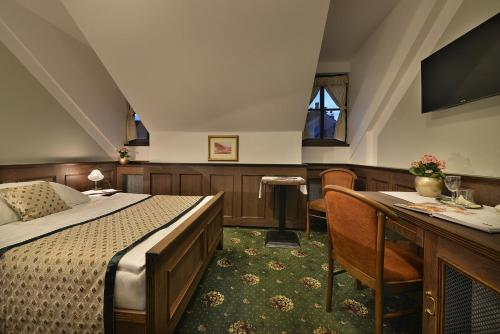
[421,13,500,113]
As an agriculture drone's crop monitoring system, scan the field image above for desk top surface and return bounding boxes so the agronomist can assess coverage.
[363,191,500,262]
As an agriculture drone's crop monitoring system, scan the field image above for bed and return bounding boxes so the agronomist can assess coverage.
[0,182,224,334]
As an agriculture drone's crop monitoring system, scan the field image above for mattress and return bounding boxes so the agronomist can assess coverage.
[0,193,213,311]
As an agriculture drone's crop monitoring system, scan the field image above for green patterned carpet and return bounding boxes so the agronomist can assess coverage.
[175,228,420,334]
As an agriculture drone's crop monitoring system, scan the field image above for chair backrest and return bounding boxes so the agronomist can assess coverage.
[323,185,397,279]
[320,168,357,192]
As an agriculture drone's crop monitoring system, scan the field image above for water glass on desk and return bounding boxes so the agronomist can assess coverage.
[457,188,474,202]
[444,175,461,201]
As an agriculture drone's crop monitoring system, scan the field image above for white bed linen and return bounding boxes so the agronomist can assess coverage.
[114,196,212,310]
[0,193,213,311]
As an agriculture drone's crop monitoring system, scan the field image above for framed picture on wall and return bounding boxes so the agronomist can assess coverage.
[208,135,239,161]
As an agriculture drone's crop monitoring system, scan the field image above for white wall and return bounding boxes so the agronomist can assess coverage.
[378,0,500,177]
[151,131,302,164]
[0,1,127,157]
[305,0,500,177]
[0,42,109,164]
[62,0,331,164]
[347,0,437,149]
[302,147,350,164]
[316,61,350,74]
[379,77,500,177]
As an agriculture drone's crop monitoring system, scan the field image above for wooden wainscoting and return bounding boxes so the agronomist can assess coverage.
[0,162,117,191]
[117,163,308,229]
[4,161,497,228]
[307,164,500,207]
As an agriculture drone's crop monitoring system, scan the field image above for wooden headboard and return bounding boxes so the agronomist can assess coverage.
[0,162,117,191]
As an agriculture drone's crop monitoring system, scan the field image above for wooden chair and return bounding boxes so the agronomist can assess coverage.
[323,185,422,334]
[306,168,357,239]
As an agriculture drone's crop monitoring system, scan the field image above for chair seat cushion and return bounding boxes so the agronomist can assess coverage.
[384,241,423,283]
[309,198,326,212]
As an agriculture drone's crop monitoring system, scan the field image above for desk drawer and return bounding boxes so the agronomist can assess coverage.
[387,218,423,247]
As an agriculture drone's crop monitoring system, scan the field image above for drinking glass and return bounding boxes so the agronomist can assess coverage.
[444,175,461,201]
[457,188,475,203]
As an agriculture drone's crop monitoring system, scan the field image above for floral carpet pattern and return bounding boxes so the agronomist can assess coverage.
[175,228,420,334]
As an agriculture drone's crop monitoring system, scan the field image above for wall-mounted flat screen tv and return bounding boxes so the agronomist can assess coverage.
[421,13,500,113]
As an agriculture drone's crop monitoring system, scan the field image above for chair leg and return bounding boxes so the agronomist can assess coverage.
[326,256,334,312]
[355,280,363,290]
[375,288,384,334]
[306,205,311,239]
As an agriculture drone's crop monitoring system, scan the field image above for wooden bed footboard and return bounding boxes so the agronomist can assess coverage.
[115,192,224,334]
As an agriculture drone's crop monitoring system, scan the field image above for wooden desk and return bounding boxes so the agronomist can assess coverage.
[363,192,500,333]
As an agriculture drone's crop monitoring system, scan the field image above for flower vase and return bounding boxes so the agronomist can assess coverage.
[415,176,443,198]
[119,156,129,165]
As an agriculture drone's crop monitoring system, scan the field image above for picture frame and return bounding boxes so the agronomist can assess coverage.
[208,135,239,161]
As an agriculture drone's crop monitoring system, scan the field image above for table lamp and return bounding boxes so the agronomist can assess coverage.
[88,169,104,190]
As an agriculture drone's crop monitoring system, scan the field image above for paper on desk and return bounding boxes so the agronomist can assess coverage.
[383,191,500,233]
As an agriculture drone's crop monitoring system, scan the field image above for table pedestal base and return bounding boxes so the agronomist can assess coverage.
[265,230,300,248]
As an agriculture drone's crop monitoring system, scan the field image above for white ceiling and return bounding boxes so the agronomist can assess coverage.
[319,0,400,63]
[62,0,330,132]
[15,0,89,45]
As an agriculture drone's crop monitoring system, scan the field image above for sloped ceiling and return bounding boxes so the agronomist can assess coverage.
[15,0,89,46]
[62,0,330,132]
[0,1,127,157]
[319,0,399,63]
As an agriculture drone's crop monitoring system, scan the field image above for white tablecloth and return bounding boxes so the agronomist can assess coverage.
[258,176,307,199]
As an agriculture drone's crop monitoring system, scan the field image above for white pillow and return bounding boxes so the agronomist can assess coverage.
[49,182,90,207]
[0,199,19,226]
[0,180,41,189]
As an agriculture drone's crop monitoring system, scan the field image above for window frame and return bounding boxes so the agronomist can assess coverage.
[125,112,150,147]
[302,74,348,147]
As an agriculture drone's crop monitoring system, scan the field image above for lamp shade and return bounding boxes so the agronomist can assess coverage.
[88,169,104,182]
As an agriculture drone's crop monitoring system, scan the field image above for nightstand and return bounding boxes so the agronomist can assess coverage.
[82,189,122,197]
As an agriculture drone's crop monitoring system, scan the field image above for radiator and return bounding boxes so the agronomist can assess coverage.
[443,264,500,333]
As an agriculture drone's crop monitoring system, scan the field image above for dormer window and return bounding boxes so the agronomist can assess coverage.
[302,74,348,146]
[126,103,149,146]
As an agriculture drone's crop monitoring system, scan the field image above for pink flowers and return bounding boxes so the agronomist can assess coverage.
[117,147,129,158]
[438,160,446,170]
[417,154,446,170]
[421,154,438,164]
[409,154,446,179]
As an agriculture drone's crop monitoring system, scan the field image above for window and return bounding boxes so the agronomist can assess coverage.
[302,74,348,146]
[127,112,150,146]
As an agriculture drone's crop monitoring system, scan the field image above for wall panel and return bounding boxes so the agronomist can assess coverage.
[8,162,498,229]
[240,175,266,219]
[121,163,308,229]
[209,175,235,219]
[179,174,203,196]
[0,162,116,191]
[150,173,173,195]
[65,173,91,191]
[308,163,500,207]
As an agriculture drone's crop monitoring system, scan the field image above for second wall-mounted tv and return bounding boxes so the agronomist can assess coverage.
[421,13,500,113]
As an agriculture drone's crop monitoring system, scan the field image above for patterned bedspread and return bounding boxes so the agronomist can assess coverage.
[0,195,204,334]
